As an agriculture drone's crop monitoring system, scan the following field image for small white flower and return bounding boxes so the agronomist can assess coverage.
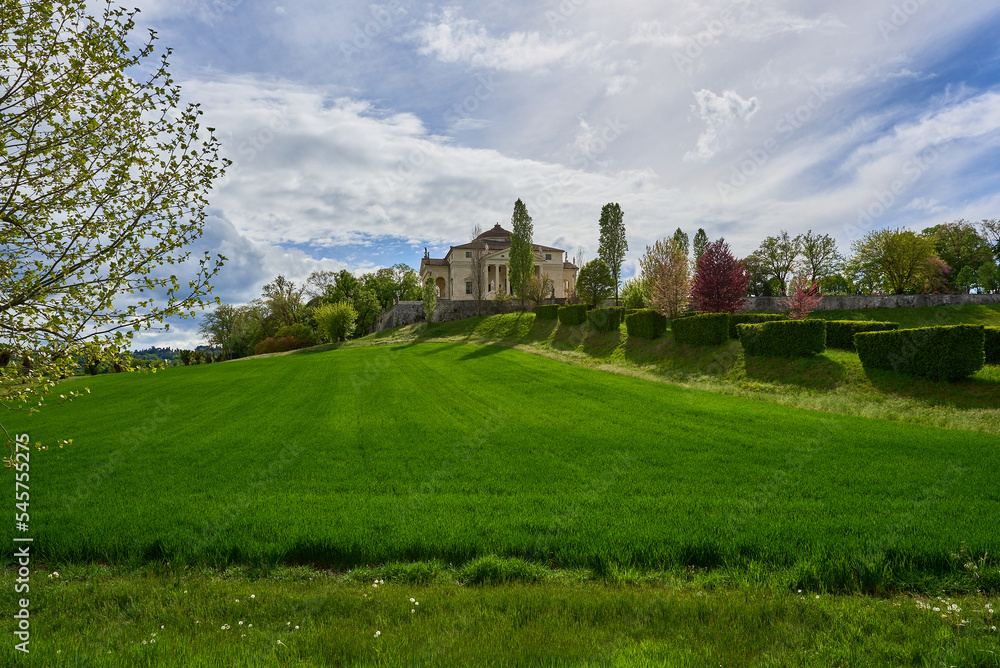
[248,624,252,628]
[222,624,230,630]
[151,639,156,644]
[251,594,255,599]
[374,630,381,637]
[56,650,61,654]
[277,640,285,646]
[160,625,164,629]
[410,598,415,602]
[815,595,819,599]
[415,601,418,605]
[411,609,415,613]
[235,599,240,602]
[142,640,147,645]
[239,621,244,626]
[933,607,940,612]
[295,625,299,630]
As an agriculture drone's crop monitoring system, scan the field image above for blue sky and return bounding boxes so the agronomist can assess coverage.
[120,0,1000,348]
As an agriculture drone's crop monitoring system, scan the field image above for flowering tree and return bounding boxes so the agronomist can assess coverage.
[690,239,750,313]
[779,269,822,320]
[640,238,690,317]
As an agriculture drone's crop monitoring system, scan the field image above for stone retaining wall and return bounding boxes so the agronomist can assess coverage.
[375,299,567,331]
[742,293,1000,312]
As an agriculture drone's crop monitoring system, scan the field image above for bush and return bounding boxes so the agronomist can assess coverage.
[252,336,314,355]
[672,313,729,346]
[625,309,667,340]
[824,320,899,351]
[728,313,785,339]
[274,322,315,342]
[986,326,1000,365]
[738,320,826,358]
[534,304,560,320]
[558,304,588,326]
[587,307,623,332]
[854,325,985,381]
[315,301,357,342]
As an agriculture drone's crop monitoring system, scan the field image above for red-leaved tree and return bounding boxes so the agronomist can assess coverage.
[779,269,822,320]
[690,238,750,313]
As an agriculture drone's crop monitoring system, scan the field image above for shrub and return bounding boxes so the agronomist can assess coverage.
[534,304,560,320]
[625,309,667,339]
[315,301,357,342]
[252,336,313,355]
[986,326,1000,365]
[824,320,899,351]
[672,313,729,346]
[558,304,588,326]
[738,320,826,358]
[274,322,315,343]
[587,307,623,332]
[728,313,785,339]
[854,325,985,381]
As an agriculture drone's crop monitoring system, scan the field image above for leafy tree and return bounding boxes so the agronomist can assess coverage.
[575,259,614,308]
[330,270,361,305]
[978,219,1000,261]
[422,277,437,323]
[692,228,709,261]
[1,0,226,462]
[524,274,553,307]
[621,278,648,309]
[304,270,337,301]
[671,228,690,259]
[955,265,977,293]
[508,199,534,309]
[262,275,306,328]
[922,221,993,289]
[798,230,843,285]
[977,262,999,294]
[351,287,382,337]
[779,269,822,320]
[199,304,241,360]
[640,239,690,318]
[390,263,422,301]
[849,229,937,294]
[751,231,800,295]
[314,302,357,342]
[598,202,627,305]
[920,258,951,293]
[690,239,750,314]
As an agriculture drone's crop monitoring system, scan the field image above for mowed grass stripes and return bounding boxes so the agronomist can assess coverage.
[3,343,999,582]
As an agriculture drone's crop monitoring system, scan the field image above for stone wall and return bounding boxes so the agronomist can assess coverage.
[742,292,1000,312]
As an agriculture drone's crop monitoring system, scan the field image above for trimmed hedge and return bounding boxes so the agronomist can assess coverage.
[986,326,1000,365]
[534,304,560,320]
[587,307,624,332]
[737,320,827,358]
[854,325,985,381]
[672,313,729,346]
[558,304,588,326]
[728,313,785,339]
[625,309,668,340]
[824,320,899,351]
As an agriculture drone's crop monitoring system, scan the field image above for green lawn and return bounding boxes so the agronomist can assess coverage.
[4,342,999,593]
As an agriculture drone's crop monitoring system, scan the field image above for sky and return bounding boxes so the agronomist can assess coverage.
[118,0,1000,348]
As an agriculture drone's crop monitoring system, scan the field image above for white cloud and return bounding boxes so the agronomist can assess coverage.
[413,7,599,72]
[684,89,761,162]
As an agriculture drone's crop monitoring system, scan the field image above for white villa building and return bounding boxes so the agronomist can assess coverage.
[420,224,579,300]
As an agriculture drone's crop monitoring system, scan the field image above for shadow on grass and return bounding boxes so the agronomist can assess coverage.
[862,366,1000,409]
[459,345,506,361]
[743,354,848,391]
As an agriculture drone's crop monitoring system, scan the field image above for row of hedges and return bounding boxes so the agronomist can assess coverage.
[986,326,1000,365]
[672,313,729,346]
[534,304,560,320]
[855,325,985,381]
[737,320,827,358]
[557,304,588,326]
[825,320,899,351]
[587,307,624,332]
[625,310,667,340]
[728,313,784,339]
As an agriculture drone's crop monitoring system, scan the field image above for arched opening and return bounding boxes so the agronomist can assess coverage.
[435,276,447,299]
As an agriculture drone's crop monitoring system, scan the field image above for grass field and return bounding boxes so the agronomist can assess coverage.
[4,339,999,593]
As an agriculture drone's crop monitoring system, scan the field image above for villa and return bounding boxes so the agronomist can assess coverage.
[420,224,579,300]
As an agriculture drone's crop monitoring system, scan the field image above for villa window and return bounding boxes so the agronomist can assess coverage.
[466,281,472,294]
[466,251,472,258]
[545,253,551,260]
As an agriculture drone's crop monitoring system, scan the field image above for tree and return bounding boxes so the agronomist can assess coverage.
[468,224,489,313]
[919,257,951,293]
[598,202,627,305]
[262,275,306,328]
[671,228,690,259]
[640,239,690,318]
[798,230,843,285]
[690,239,750,314]
[575,259,614,308]
[977,262,999,294]
[750,231,800,295]
[422,276,437,323]
[621,278,648,309]
[978,219,1000,261]
[314,302,357,342]
[304,270,337,301]
[849,229,937,294]
[693,228,709,261]
[508,199,534,309]
[955,265,977,293]
[779,269,822,320]
[922,221,992,289]
[524,274,553,307]
[199,304,240,360]
[350,287,382,337]
[1,0,226,462]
